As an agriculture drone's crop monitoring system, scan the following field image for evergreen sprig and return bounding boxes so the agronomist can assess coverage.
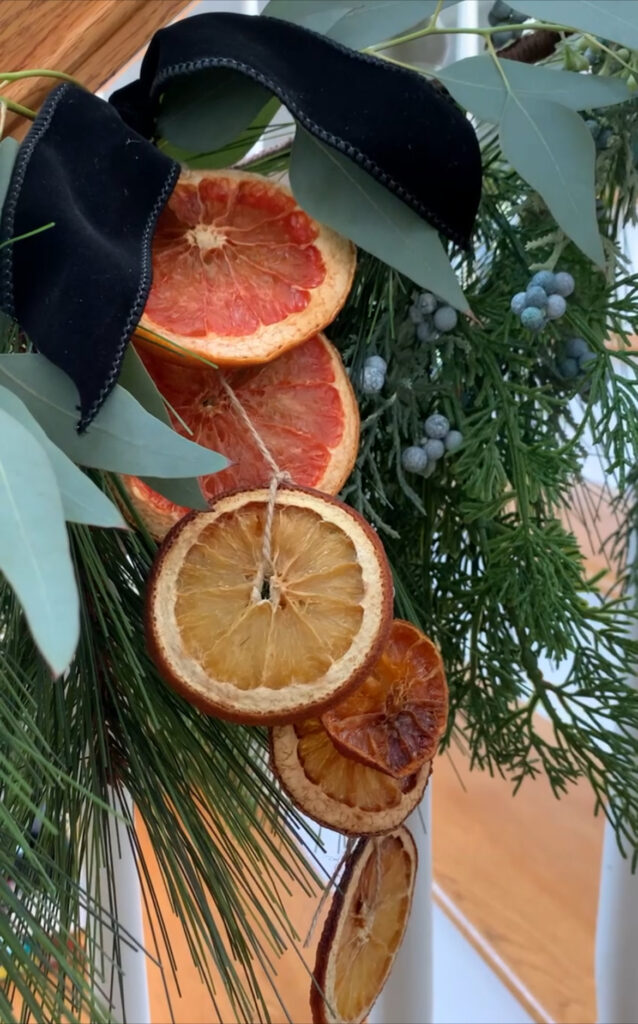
[328,131,638,861]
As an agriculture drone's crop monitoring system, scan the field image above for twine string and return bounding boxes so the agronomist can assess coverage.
[220,376,291,603]
[0,100,6,142]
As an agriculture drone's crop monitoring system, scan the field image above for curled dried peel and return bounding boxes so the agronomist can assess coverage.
[322,619,448,778]
[311,827,417,1024]
[271,718,430,836]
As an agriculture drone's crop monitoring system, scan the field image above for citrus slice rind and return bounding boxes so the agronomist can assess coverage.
[120,475,190,541]
[122,333,360,540]
[139,168,356,366]
[145,486,393,724]
[311,827,417,1024]
[322,619,448,779]
[270,719,430,836]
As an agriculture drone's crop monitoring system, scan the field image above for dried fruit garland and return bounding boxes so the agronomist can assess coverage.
[138,170,447,1021]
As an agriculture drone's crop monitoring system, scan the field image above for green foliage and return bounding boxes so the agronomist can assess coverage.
[520,0,638,50]
[0,516,321,1022]
[158,69,276,154]
[0,138,18,213]
[0,408,79,675]
[289,128,469,309]
[0,352,227,478]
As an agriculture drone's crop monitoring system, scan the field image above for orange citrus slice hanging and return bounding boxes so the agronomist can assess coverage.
[122,333,360,540]
[271,718,430,836]
[311,827,417,1024]
[145,486,393,724]
[137,168,356,365]
[322,620,448,779]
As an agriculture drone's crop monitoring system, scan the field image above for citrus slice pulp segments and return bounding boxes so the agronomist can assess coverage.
[311,827,417,1024]
[139,168,356,365]
[145,486,393,724]
[322,619,448,779]
[122,332,360,539]
[271,718,430,836]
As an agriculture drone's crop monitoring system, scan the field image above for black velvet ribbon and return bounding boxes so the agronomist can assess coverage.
[0,12,481,429]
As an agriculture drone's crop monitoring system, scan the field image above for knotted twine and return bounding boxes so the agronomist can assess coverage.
[219,376,291,605]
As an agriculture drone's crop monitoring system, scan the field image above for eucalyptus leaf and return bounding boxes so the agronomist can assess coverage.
[0,353,228,478]
[0,407,79,676]
[289,128,468,310]
[520,0,638,50]
[438,55,629,124]
[0,137,18,216]
[500,96,603,266]
[328,1,457,49]
[183,97,282,170]
[158,69,273,153]
[261,1,353,33]
[0,385,126,528]
[118,348,208,511]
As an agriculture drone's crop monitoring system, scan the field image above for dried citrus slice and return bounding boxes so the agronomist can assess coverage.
[120,475,190,541]
[322,620,448,779]
[311,827,417,1024]
[146,486,393,724]
[122,333,360,540]
[271,718,430,836]
[138,168,356,365]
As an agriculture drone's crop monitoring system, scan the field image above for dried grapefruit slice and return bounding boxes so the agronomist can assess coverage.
[271,718,430,835]
[146,486,393,724]
[311,827,417,1024]
[322,620,448,779]
[121,475,190,541]
[138,168,356,365]
[123,333,360,540]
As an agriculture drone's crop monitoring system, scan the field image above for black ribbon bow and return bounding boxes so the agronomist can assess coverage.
[0,12,481,430]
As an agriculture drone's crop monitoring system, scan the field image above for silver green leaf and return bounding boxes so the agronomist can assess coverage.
[289,128,468,311]
[158,69,274,153]
[327,2,456,49]
[0,137,18,215]
[500,96,603,266]
[118,347,209,511]
[520,1,638,50]
[0,385,126,528]
[261,1,353,33]
[438,55,629,124]
[0,353,228,478]
[0,407,79,676]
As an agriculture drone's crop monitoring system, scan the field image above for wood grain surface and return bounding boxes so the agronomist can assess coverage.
[0,0,193,136]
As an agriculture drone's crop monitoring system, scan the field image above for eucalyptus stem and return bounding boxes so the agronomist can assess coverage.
[0,68,83,88]
[366,19,571,54]
[0,95,36,120]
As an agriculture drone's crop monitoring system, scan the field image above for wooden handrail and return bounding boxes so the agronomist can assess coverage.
[0,0,193,137]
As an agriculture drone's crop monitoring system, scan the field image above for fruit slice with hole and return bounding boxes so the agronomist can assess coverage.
[271,718,430,836]
[137,168,356,365]
[311,827,417,1024]
[122,332,360,540]
[322,619,448,778]
[146,486,393,724]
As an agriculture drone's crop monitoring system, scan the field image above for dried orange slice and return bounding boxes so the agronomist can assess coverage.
[322,620,448,779]
[311,827,417,1024]
[122,333,360,540]
[138,168,356,366]
[146,486,393,724]
[271,718,430,836]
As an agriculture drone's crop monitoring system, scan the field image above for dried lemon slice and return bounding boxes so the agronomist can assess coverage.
[146,486,393,723]
[311,827,417,1024]
[271,719,430,835]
